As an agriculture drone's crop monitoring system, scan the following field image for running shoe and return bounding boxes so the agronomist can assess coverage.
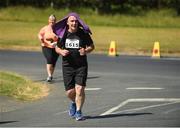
[46,76,53,82]
[69,102,76,118]
[75,110,85,121]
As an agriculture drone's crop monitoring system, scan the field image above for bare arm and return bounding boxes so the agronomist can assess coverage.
[38,26,57,48]
[38,27,45,43]
[85,43,95,53]
[55,46,69,56]
[79,43,95,56]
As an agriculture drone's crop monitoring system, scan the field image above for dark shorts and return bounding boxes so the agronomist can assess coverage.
[63,66,88,91]
[42,47,59,66]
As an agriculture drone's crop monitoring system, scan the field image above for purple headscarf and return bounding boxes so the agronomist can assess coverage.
[53,12,92,38]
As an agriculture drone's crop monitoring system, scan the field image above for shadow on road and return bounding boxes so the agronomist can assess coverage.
[85,112,152,120]
[87,76,100,79]
[0,121,18,125]
[33,76,100,83]
[33,76,64,83]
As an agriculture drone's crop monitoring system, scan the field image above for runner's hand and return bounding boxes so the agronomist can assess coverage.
[79,47,86,56]
[61,49,70,56]
[51,42,57,48]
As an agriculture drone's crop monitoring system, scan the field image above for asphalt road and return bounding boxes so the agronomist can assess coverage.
[0,50,180,127]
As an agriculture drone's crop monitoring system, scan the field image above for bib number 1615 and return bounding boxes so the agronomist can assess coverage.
[65,39,80,49]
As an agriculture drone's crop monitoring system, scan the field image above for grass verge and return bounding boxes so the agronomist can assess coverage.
[0,71,49,101]
[0,6,180,56]
[0,20,179,56]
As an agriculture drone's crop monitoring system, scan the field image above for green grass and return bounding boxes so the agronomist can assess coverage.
[0,71,49,101]
[0,20,179,56]
[0,6,180,56]
[0,6,180,27]
[92,26,180,56]
[0,21,40,46]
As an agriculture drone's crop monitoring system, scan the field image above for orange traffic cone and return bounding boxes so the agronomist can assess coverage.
[108,41,117,56]
[152,41,160,58]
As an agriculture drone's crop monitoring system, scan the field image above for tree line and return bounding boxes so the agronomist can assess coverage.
[1,0,180,15]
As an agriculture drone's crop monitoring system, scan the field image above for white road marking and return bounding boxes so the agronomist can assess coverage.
[164,107,180,114]
[100,98,180,116]
[54,110,68,115]
[127,98,180,102]
[113,101,180,114]
[100,100,129,116]
[126,87,164,90]
[85,88,101,91]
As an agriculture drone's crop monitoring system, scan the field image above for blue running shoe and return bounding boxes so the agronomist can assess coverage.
[75,110,85,121]
[69,102,76,118]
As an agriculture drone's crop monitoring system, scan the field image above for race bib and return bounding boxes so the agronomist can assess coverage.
[65,39,80,49]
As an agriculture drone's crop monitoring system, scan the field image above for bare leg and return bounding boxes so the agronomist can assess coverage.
[66,88,76,102]
[75,85,85,111]
[46,64,55,77]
